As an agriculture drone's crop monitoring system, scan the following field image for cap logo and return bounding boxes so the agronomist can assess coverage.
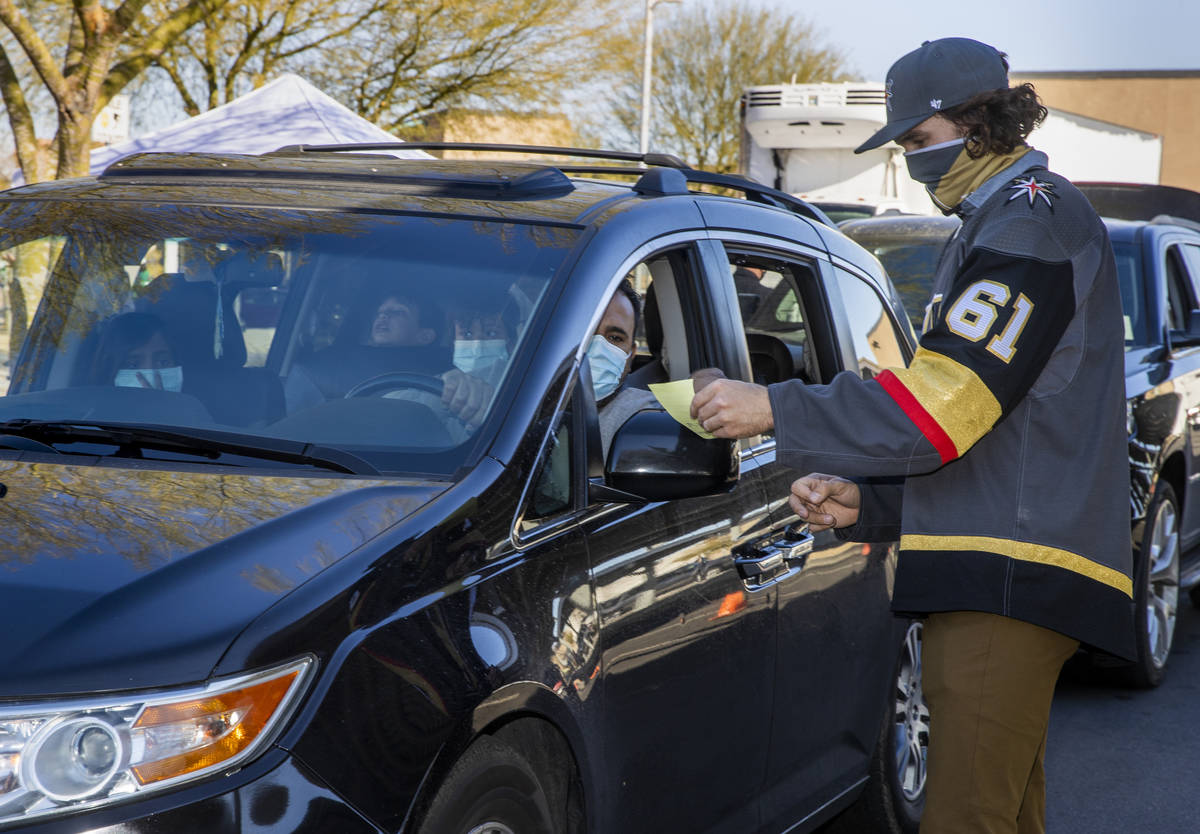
[886,78,894,112]
[930,98,942,110]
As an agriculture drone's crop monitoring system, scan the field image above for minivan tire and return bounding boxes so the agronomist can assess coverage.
[416,735,557,834]
[1125,481,1180,688]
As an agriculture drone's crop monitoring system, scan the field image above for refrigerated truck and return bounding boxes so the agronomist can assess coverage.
[739,81,1163,219]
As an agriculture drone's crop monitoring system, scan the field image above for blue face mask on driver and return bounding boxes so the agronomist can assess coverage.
[586,334,629,401]
[453,339,509,375]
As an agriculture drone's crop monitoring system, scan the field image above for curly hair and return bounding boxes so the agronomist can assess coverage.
[941,82,1048,159]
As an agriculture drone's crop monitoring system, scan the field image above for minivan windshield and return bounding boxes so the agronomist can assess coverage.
[0,201,578,475]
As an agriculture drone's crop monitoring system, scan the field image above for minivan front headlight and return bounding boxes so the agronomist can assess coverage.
[0,657,313,829]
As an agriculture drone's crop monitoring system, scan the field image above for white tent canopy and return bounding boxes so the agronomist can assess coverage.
[85,73,426,176]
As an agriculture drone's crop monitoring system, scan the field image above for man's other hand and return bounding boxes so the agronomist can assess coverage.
[789,474,860,532]
[690,376,773,439]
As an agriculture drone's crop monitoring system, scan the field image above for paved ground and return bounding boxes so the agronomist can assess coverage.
[1045,598,1200,833]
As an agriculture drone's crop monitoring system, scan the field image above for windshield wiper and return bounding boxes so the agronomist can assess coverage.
[0,419,380,475]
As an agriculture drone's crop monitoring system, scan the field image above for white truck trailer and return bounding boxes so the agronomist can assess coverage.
[739,81,1163,220]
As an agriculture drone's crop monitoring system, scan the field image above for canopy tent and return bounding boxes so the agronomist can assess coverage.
[83,74,425,176]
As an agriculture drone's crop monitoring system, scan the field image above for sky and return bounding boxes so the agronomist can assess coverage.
[743,0,1200,81]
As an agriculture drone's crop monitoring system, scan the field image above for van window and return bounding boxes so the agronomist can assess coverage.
[0,202,578,475]
[833,269,909,378]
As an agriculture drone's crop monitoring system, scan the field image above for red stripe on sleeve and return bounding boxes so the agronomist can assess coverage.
[876,370,959,464]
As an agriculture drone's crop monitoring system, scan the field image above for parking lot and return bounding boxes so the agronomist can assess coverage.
[1046,599,1200,832]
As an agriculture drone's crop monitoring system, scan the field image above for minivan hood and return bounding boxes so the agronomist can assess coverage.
[0,460,445,697]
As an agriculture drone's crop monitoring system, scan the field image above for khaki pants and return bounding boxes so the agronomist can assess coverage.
[920,611,1078,834]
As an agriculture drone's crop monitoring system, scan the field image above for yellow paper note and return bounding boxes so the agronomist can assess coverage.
[649,379,715,439]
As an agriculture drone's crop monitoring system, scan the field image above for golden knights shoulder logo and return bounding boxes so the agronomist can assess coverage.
[1006,175,1056,209]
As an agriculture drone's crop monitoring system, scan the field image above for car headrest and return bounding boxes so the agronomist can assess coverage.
[746,332,807,385]
[643,282,663,356]
[135,273,247,366]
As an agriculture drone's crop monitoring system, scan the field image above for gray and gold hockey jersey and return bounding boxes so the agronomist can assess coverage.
[767,149,1135,659]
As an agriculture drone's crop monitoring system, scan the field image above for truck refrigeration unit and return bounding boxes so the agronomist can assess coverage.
[739,82,931,220]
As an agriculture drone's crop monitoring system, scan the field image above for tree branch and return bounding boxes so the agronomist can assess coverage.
[0,0,67,98]
[102,0,231,101]
[0,43,46,182]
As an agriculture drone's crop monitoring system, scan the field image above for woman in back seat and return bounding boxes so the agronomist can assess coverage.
[91,312,184,392]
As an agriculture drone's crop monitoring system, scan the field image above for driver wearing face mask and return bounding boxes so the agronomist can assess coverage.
[450,310,512,383]
[440,279,657,456]
[435,302,518,436]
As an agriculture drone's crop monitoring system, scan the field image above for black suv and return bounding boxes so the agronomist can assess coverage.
[841,183,1200,688]
[0,145,925,833]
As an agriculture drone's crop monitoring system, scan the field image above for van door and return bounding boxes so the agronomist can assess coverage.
[581,245,778,834]
[711,243,910,830]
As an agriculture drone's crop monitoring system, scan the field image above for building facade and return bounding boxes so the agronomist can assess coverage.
[1011,70,1200,192]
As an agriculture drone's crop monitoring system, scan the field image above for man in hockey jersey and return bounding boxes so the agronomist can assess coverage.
[690,37,1132,834]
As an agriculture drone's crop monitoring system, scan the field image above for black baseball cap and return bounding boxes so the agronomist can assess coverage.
[854,37,1009,153]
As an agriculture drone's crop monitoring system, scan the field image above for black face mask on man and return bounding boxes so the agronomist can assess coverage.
[904,138,966,187]
[905,136,1033,214]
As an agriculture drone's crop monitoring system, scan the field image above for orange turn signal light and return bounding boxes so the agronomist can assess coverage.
[130,670,299,785]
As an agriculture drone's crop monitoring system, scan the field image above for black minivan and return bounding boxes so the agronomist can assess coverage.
[0,146,926,833]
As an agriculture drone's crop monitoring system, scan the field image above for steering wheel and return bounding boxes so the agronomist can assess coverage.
[344,371,446,399]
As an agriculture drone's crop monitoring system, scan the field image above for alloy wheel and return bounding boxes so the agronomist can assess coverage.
[893,621,929,802]
[1146,496,1180,669]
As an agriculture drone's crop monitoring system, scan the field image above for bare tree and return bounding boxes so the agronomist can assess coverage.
[124,0,625,144]
[140,0,388,116]
[0,0,231,357]
[598,1,851,172]
[0,0,231,183]
[302,0,623,138]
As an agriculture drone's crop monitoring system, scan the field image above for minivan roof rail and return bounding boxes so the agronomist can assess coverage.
[272,142,692,170]
[272,141,832,226]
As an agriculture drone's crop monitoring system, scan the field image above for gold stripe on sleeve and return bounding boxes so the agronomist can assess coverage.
[886,348,1002,455]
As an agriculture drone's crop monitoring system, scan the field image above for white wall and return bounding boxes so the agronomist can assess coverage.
[1030,108,1162,184]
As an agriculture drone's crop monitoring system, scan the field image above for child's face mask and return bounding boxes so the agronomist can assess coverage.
[114,366,184,392]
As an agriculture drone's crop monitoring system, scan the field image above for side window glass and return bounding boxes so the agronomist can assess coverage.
[1180,244,1200,287]
[525,406,573,524]
[1165,246,1193,333]
[724,252,816,387]
[833,269,908,379]
[623,254,692,391]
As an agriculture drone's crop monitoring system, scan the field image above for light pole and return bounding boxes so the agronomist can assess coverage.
[639,0,678,155]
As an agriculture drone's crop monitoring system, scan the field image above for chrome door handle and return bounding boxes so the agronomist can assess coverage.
[734,550,786,579]
[734,523,814,588]
[774,523,813,567]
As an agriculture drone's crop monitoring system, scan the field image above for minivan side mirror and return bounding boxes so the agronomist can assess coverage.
[596,408,739,502]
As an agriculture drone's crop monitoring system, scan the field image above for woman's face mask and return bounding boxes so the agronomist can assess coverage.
[453,339,509,374]
[586,334,629,401]
[114,366,184,392]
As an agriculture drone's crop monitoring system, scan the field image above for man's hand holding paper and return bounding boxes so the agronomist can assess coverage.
[688,369,774,439]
